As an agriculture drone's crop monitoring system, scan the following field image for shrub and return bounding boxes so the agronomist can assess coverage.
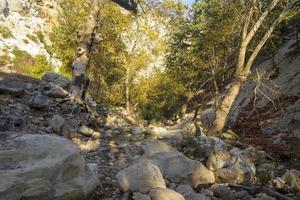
[0,26,13,38]
[24,55,53,78]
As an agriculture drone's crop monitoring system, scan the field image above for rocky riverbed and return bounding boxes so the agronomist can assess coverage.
[0,72,300,200]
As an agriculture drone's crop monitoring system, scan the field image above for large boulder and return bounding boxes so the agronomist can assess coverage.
[138,140,215,187]
[0,132,99,200]
[116,159,166,193]
[42,72,70,89]
[149,188,185,200]
[144,151,215,187]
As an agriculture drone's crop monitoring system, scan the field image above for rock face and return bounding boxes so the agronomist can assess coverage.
[0,132,99,200]
[29,93,50,109]
[149,188,185,200]
[116,159,166,193]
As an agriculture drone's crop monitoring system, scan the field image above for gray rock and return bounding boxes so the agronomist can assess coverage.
[149,188,184,200]
[79,125,101,139]
[210,184,233,200]
[132,192,151,200]
[116,159,166,193]
[206,151,236,171]
[256,163,275,183]
[141,139,177,156]
[49,114,65,134]
[195,135,227,157]
[233,190,252,200]
[42,72,70,89]
[243,146,267,164]
[29,93,50,109]
[215,154,256,184]
[141,151,215,187]
[44,84,68,98]
[176,185,211,200]
[0,133,99,200]
[254,193,275,200]
[131,125,144,140]
[0,119,10,131]
[0,80,24,96]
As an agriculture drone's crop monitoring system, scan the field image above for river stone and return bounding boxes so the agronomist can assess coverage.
[141,139,177,156]
[132,192,151,200]
[42,72,70,89]
[206,151,237,171]
[215,154,256,184]
[29,93,50,109]
[44,84,69,98]
[116,159,166,193]
[176,185,211,200]
[49,114,65,134]
[195,135,227,157]
[0,132,99,200]
[140,151,215,187]
[149,188,184,200]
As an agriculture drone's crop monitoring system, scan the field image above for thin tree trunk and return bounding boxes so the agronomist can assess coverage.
[125,69,130,112]
[70,0,100,99]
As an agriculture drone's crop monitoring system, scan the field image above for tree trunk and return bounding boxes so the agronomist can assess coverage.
[125,69,130,112]
[208,0,290,136]
[208,77,244,136]
[70,0,100,99]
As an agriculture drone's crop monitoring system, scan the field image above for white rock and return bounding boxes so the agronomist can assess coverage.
[0,132,99,200]
[149,188,185,200]
[116,159,166,193]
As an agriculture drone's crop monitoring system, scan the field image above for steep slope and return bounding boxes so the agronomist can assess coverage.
[0,0,60,71]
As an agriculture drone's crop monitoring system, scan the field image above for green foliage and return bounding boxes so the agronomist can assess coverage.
[27,34,39,43]
[11,47,52,77]
[0,25,13,38]
[50,0,90,75]
[24,55,53,78]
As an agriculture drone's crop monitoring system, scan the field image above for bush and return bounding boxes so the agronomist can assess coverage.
[24,55,53,78]
[0,25,13,38]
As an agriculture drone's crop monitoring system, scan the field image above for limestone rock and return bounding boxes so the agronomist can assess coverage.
[143,151,215,187]
[0,132,99,200]
[116,159,166,193]
[42,72,70,89]
[141,139,177,156]
[149,188,184,200]
[49,114,65,134]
